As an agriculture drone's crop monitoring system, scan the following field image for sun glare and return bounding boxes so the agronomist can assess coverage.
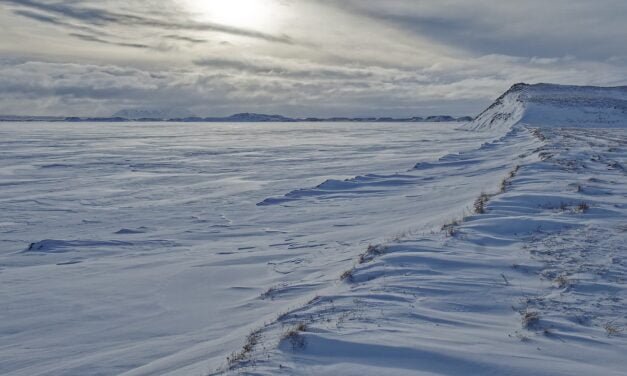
[182,0,280,31]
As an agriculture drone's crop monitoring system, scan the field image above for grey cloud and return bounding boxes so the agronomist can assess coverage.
[6,0,121,24]
[328,0,627,60]
[193,57,375,80]
[1,1,626,118]
[0,62,225,114]
[0,60,491,117]
[163,35,207,44]
[5,0,295,44]
[69,33,151,49]
[12,7,201,51]
[2,55,625,118]
[12,9,61,24]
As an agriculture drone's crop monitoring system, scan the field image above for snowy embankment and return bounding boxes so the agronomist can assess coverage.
[223,84,627,375]
[469,83,627,131]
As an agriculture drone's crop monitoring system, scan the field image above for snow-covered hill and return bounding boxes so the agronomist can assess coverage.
[220,85,627,375]
[468,83,627,131]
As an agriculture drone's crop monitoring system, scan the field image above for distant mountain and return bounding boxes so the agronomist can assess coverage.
[214,113,295,122]
[0,115,66,121]
[113,108,195,120]
[424,115,456,122]
[1,112,474,123]
[169,114,473,123]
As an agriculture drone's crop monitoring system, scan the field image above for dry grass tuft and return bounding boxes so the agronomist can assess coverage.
[227,330,262,368]
[441,219,461,237]
[554,274,571,289]
[282,323,307,350]
[474,193,490,214]
[576,202,590,213]
[603,322,624,337]
[358,244,387,264]
[501,165,521,193]
[531,128,546,141]
[500,178,510,193]
[521,309,541,329]
[340,269,354,282]
[260,286,277,300]
[443,224,457,237]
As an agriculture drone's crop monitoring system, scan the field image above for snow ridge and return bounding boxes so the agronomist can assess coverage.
[257,128,520,207]
[222,85,627,376]
[468,83,627,131]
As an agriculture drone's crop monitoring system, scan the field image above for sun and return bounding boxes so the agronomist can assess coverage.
[181,0,279,31]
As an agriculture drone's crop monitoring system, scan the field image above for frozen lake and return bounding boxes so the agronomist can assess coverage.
[0,121,501,375]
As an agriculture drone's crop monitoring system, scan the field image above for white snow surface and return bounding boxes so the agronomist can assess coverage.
[0,121,501,375]
[245,126,627,376]
[1,84,626,376]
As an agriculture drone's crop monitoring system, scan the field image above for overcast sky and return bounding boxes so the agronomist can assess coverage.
[1,0,626,117]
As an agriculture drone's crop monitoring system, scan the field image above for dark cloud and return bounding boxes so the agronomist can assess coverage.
[330,0,627,60]
[12,9,61,24]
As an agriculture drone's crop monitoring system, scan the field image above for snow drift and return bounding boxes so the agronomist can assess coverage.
[468,83,627,131]
[222,84,627,375]
[2,84,626,376]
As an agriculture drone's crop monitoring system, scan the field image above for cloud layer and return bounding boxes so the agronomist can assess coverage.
[0,0,625,117]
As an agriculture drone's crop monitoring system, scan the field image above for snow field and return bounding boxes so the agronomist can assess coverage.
[225,126,626,376]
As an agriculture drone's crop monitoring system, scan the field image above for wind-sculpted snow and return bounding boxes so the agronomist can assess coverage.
[468,83,627,131]
[2,85,626,376]
[230,125,627,376]
[220,85,627,376]
[22,239,133,253]
[0,121,510,375]
[258,128,522,207]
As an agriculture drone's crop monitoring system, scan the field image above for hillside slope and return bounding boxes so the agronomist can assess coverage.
[219,85,627,375]
[468,83,627,131]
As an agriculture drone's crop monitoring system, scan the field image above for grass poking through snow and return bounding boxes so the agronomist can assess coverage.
[520,309,541,330]
[282,323,307,350]
[474,192,491,214]
[227,329,262,369]
[358,244,387,264]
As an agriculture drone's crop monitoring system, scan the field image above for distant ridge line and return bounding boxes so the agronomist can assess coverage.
[0,113,474,123]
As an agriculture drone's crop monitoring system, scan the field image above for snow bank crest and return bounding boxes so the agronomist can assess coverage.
[467,83,627,131]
